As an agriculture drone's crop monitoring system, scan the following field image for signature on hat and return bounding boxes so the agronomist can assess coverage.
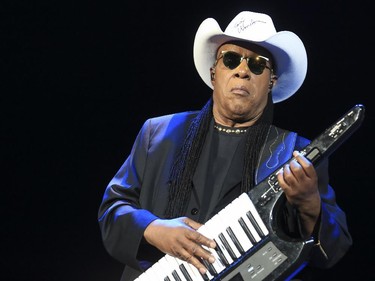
[234,18,267,33]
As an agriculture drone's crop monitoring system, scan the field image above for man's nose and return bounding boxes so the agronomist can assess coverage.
[235,59,250,79]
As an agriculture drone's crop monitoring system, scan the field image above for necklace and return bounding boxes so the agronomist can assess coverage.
[214,123,248,134]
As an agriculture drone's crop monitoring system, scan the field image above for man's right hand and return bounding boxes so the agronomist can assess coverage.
[144,217,217,274]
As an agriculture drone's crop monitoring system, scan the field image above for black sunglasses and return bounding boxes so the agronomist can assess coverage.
[215,50,272,75]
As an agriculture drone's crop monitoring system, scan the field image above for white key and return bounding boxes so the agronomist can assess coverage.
[200,264,214,281]
[181,260,204,281]
[144,262,166,280]
[158,256,176,281]
[164,254,186,281]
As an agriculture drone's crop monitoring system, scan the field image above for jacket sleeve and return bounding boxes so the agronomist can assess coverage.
[97,119,160,270]
[295,136,353,268]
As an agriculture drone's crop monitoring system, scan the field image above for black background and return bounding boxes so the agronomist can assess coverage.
[3,0,374,280]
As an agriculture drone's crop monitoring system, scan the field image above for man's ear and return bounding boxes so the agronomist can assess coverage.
[210,67,216,81]
[269,75,278,90]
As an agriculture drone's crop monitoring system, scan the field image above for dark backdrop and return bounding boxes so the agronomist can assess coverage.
[3,1,374,280]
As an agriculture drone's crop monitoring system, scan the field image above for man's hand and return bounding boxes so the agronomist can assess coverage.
[144,217,216,274]
[277,151,321,236]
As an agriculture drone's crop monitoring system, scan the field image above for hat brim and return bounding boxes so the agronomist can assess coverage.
[193,18,307,103]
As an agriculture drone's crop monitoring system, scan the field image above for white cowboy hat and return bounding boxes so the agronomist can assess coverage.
[193,11,307,103]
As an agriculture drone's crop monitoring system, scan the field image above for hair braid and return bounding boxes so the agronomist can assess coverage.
[241,94,273,192]
[165,99,213,218]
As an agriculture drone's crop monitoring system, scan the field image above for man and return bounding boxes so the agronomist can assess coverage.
[98,11,352,281]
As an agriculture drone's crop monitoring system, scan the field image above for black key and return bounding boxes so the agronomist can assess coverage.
[246,211,265,237]
[201,273,210,281]
[164,277,171,281]
[202,258,217,276]
[213,239,229,266]
[172,269,182,281]
[226,227,245,254]
[179,264,193,281]
[219,233,237,260]
[238,217,257,244]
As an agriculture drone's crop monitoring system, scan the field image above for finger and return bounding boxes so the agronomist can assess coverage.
[182,219,216,249]
[188,255,211,275]
[276,167,287,187]
[278,164,299,191]
[176,249,192,261]
[185,228,216,249]
[293,151,317,179]
[176,247,210,275]
[293,151,313,170]
[288,158,304,178]
[281,164,291,185]
[180,232,216,262]
[185,255,210,275]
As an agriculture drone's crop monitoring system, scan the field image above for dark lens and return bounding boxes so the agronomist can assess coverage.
[222,52,242,70]
[247,57,266,75]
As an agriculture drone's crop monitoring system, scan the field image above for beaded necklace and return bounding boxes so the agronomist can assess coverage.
[213,123,248,134]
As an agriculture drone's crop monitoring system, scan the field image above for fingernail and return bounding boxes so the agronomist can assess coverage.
[208,256,215,263]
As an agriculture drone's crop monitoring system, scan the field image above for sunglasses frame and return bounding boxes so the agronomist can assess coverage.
[215,50,273,75]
